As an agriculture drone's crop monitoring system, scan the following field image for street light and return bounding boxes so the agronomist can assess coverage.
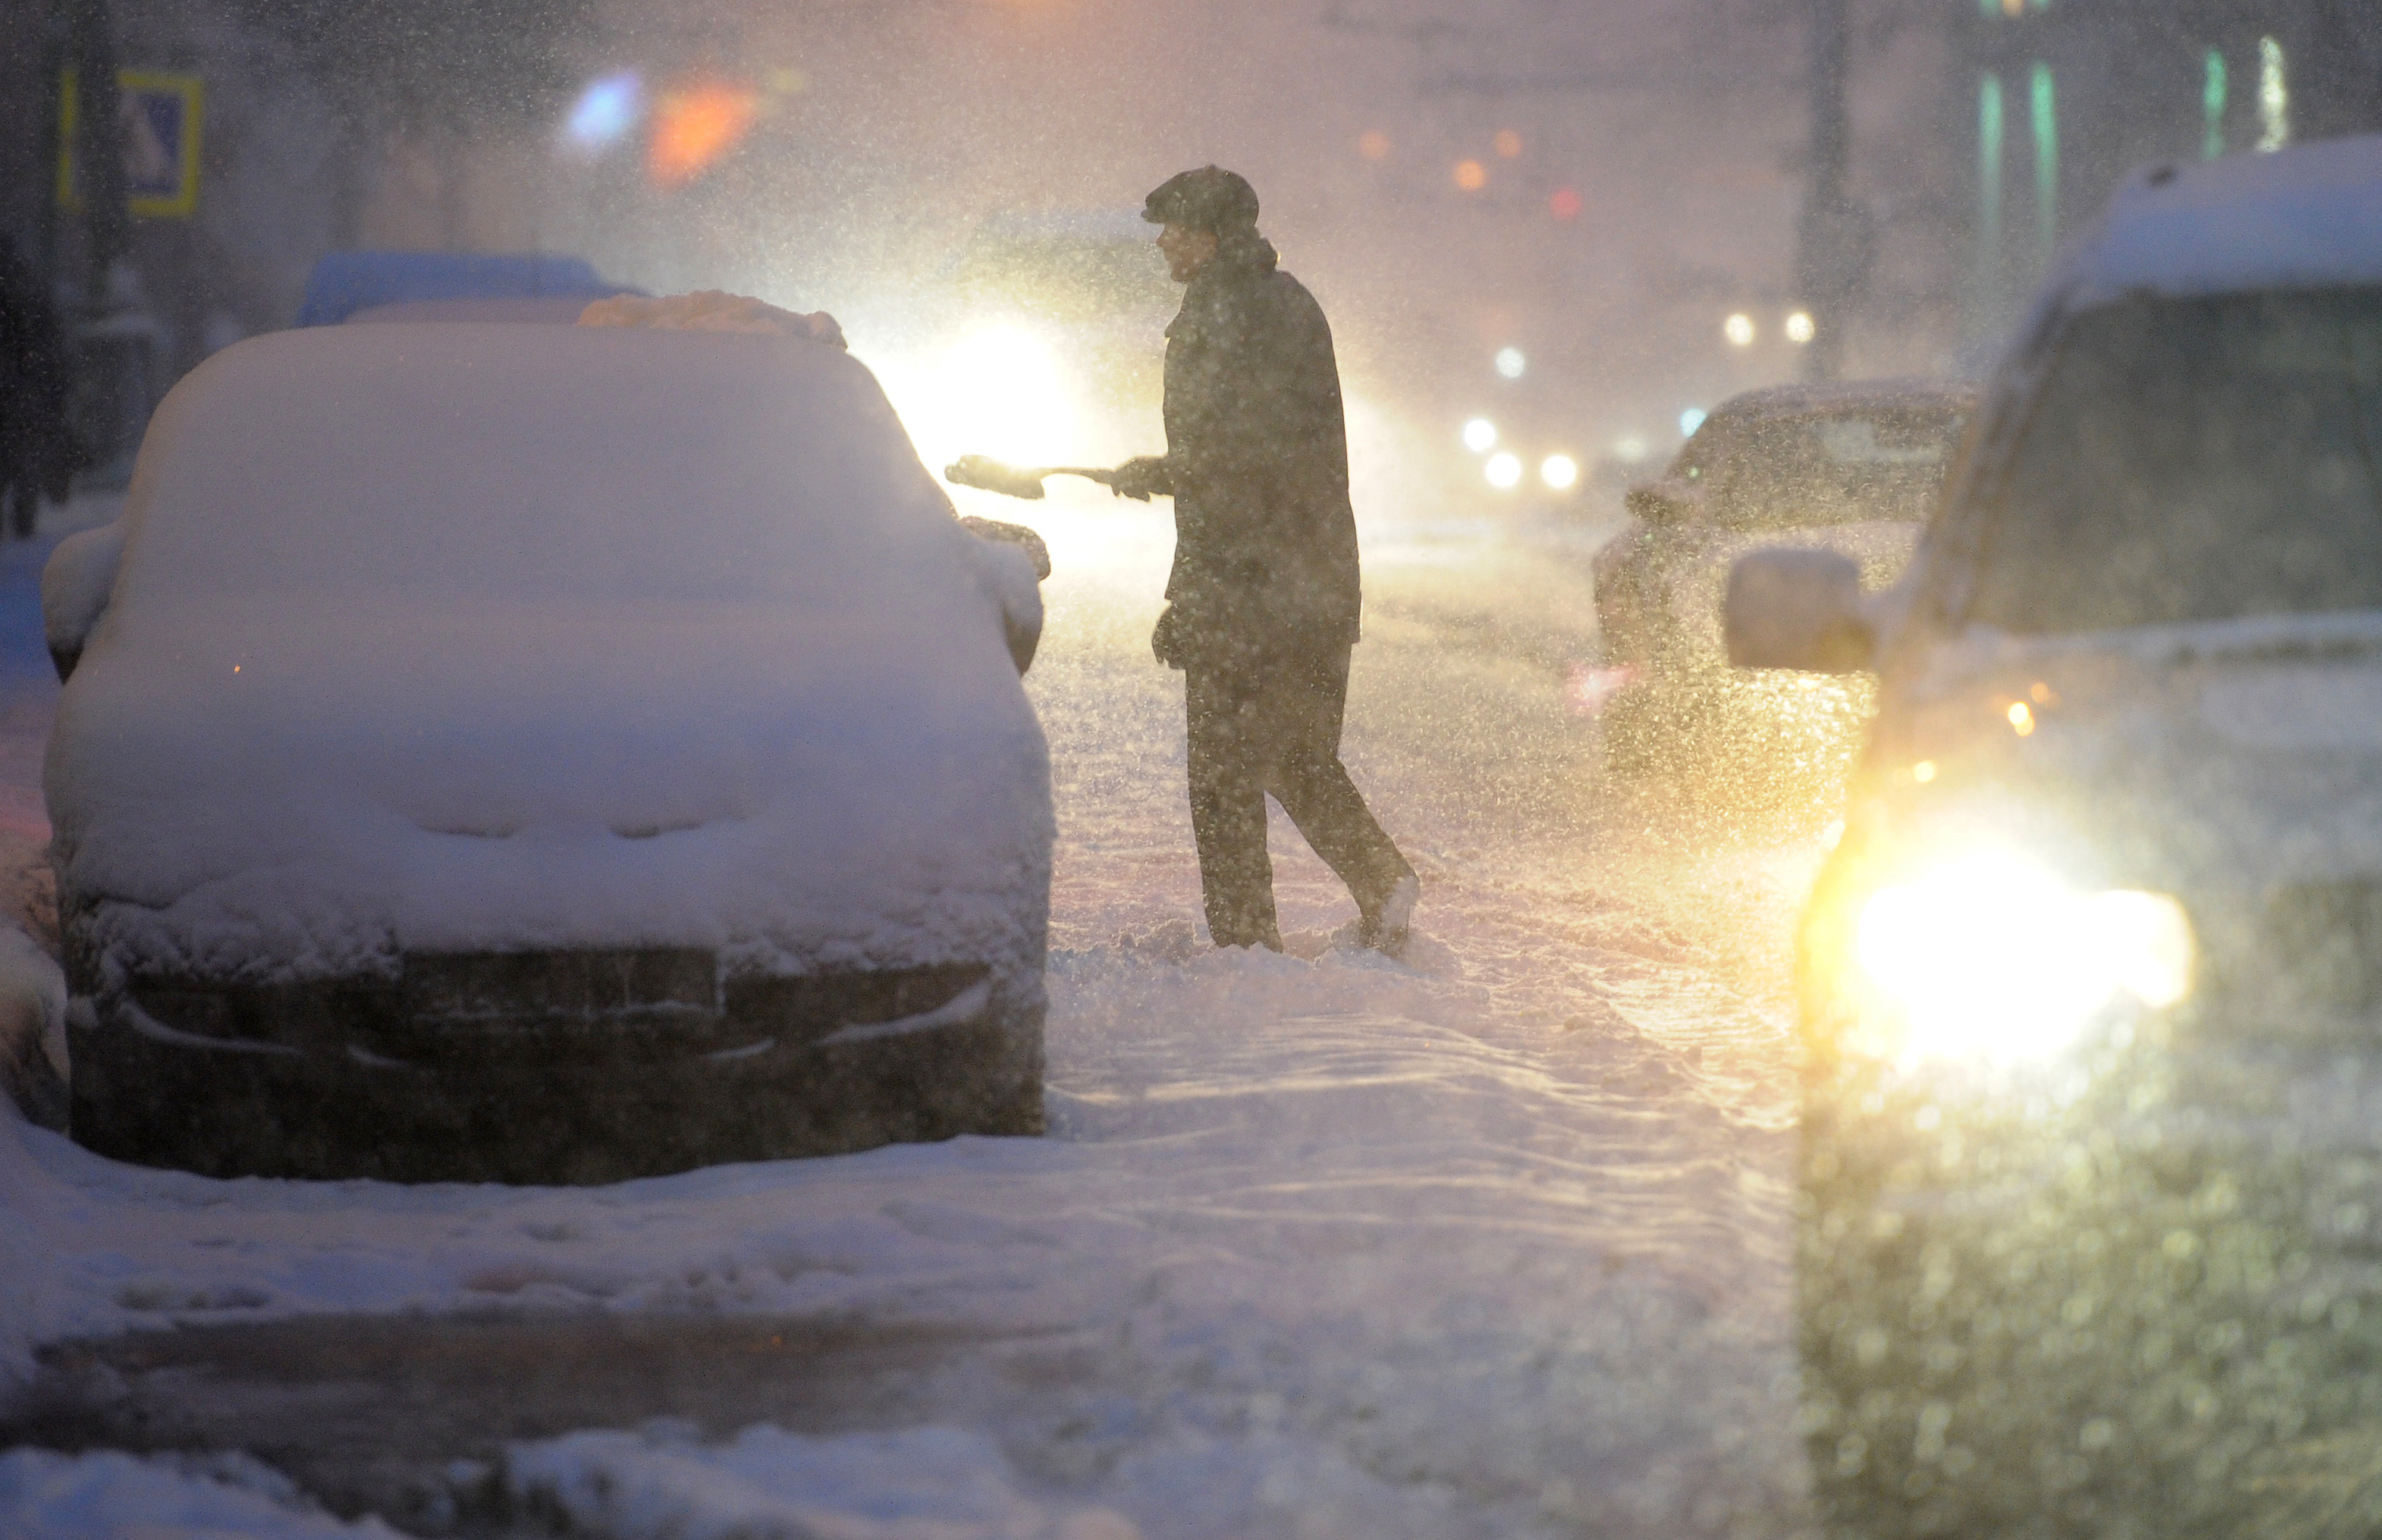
[1494,347,1525,380]
[1485,452,1522,489]
[1462,418,1498,452]
[1724,312,1756,348]
[1540,454,1579,491]
[1785,310,1817,345]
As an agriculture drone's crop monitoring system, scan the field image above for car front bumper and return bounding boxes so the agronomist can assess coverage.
[1799,1016,2382,1538]
[68,950,1045,1183]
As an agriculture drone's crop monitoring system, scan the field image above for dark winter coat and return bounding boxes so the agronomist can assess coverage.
[1152,233,1361,675]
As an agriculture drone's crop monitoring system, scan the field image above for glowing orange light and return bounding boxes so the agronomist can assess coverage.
[1549,185,1583,221]
[2008,701,2035,735]
[648,82,760,187]
[1493,129,1524,158]
[1912,759,1937,783]
[1357,130,1391,161]
[1453,159,1487,192]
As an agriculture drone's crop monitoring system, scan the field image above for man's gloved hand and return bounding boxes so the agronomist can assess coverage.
[1110,455,1171,502]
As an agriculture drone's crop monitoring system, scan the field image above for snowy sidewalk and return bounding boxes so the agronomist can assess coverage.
[2,536,1819,1540]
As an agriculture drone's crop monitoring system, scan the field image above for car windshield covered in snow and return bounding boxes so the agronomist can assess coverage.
[1968,286,2382,633]
[1715,402,1966,531]
[119,328,930,608]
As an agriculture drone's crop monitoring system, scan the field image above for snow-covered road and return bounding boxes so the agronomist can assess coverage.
[3,509,1841,1539]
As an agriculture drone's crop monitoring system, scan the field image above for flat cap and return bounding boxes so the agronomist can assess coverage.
[1142,166,1260,233]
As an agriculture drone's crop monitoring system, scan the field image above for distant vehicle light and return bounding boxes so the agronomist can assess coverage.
[1493,129,1524,159]
[1494,347,1526,380]
[1855,852,2194,1062]
[1549,186,1584,221]
[564,72,642,153]
[1485,452,1522,489]
[1724,312,1756,348]
[1462,418,1498,453]
[1357,130,1392,161]
[1785,310,1817,344]
[1614,435,1649,463]
[649,82,761,187]
[1679,407,1708,436]
[1454,159,1488,192]
[1540,454,1580,491]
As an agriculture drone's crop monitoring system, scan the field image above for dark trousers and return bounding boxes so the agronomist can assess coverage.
[1185,645,1411,950]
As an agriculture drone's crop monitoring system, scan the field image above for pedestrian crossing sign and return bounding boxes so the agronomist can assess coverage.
[57,69,206,219]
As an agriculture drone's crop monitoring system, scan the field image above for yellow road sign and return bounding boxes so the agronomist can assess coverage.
[58,69,205,219]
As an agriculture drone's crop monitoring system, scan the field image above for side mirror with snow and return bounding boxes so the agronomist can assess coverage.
[1624,482,1701,527]
[1723,547,1872,673]
[42,520,129,684]
[957,523,1046,675]
[959,515,1050,582]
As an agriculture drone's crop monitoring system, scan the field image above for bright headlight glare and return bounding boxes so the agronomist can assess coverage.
[931,325,1075,465]
[1485,451,1522,489]
[1854,853,2194,1061]
[1462,417,1498,453]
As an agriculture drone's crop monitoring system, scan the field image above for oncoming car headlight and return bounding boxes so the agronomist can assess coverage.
[944,325,1076,465]
[1854,852,2194,1062]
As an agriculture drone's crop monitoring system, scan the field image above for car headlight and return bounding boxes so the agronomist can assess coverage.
[1854,852,2194,1062]
[931,324,1077,466]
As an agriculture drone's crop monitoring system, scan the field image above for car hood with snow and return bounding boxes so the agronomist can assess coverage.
[46,322,1051,1037]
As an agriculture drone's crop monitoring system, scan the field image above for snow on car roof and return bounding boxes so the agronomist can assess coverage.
[115,323,939,606]
[2061,132,2382,310]
[1707,378,1976,425]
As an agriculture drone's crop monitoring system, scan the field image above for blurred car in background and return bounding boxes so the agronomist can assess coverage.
[296,250,640,327]
[46,318,1052,1184]
[1591,378,1974,772]
[1726,135,2382,1536]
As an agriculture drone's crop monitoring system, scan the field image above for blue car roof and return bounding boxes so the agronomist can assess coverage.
[297,251,635,327]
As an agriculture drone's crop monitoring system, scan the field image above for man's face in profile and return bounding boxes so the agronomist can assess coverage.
[1157,223,1219,283]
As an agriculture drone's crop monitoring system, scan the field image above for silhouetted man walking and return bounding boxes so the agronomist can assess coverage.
[1111,166,1417,954]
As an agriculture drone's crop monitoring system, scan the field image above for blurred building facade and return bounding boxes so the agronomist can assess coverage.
[1,1,344,383]
[1,0,573,484]
[1956,0,2382,334]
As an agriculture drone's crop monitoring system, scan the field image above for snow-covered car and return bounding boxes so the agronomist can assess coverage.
[42,319,1054,1184]
[1593,381,1972,770]
[1727,135,2382,1535]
